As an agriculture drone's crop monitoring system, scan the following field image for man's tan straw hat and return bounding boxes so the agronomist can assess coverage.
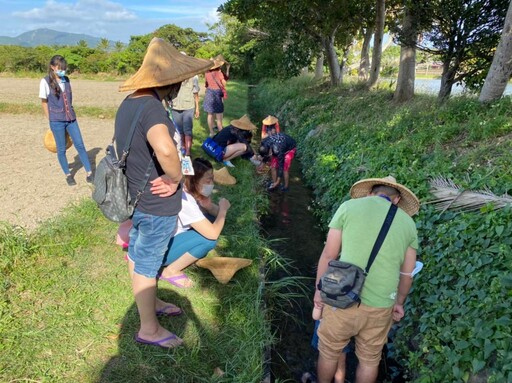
[119,37,212,92]
[350,175,420,216]
[196,257,252,284]
[230,114,258,131]
[262,115,278,125]
[213,167,236,185]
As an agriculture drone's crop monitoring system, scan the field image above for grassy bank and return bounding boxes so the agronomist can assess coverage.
[0,80,277,383]
[250,77,512,383]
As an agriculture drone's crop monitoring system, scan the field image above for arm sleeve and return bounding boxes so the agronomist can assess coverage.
[39,78,50,99]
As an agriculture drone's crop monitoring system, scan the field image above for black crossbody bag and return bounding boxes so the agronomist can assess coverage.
[317,204,398,309]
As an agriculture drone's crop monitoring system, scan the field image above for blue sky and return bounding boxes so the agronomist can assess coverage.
[0,0,225,42]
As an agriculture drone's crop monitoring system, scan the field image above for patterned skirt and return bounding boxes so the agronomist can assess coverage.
[203,88,224,113]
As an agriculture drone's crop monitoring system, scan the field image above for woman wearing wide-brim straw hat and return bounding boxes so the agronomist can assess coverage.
[261,115,281,139]
[115,37,211,350]
[204,57,228,137]
[205,114,259,167]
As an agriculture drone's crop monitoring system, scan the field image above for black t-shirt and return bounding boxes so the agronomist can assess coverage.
[114,95,182,216]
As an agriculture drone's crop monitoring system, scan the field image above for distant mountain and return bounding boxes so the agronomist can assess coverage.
[0,28,117,48]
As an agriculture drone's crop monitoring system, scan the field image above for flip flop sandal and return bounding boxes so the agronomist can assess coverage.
[158,273,192,288]
[134,333,182,349]
[156,304,182,317]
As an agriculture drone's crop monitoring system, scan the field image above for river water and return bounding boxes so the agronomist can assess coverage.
[414,78,512,96]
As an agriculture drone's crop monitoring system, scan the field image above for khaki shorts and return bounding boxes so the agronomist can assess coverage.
[317,303,393,366]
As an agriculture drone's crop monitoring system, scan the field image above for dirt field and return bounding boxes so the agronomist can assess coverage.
[0,77,127,230]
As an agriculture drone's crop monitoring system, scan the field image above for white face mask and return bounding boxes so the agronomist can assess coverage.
[200,184,214,197]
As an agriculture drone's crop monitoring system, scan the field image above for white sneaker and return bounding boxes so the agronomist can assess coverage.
[250,157,261,166]
[223,160,235,168]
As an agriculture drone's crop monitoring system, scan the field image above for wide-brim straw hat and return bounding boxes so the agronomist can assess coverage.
[210,58,225,70]
[196,257,253,284]
[231,114,258,131]
[214,54,229,65]
[119,37,212,92]
[44,129,72,153]
[350,175,420,216]
[262,115,278,125]
[214,167,236,185]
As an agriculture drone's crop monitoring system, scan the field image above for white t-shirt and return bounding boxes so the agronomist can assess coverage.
[176,190,206,235]
[39,78,66,99]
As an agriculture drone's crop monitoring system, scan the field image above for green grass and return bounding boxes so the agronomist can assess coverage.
[0,80,288,383]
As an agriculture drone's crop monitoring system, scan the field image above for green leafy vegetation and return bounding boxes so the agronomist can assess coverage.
[250,76,512,382]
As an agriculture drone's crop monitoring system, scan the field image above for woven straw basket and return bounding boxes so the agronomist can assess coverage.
[44,129,72,153]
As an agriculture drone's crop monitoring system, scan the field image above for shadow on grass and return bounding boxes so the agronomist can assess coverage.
[96,288,205,383]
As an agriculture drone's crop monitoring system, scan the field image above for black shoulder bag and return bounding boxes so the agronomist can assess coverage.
[317,204,398,309]
[92,99,154,223]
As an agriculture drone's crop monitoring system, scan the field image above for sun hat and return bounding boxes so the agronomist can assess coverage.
[119,37,212,92]
[44,129,72,153]
[210,57,225,70]
[214,54,229,65]
[350,175,420,216]
[230,114,258,131]
[262,115,278,125]
[213,167,236,185]
[196,257,253,284]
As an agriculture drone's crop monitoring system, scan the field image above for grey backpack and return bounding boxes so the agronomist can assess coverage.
[92,100,153,222]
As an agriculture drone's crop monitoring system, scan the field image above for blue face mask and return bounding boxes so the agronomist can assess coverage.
[55,69,66,78]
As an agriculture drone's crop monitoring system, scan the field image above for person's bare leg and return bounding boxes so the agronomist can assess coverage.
[207,113,215,135]
[160,252,197,287]
[184,135,192,156]
[334,353,347,383]
[317,354,338,383]
[216,113,223,131]
[223,143,247,161]
[132,271,182,347]
[271,167,278,185]
[284,170,290,188]
[355,363,379,383]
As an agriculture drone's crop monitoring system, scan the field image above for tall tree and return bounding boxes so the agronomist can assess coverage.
[368,0,386,87]
[419,0,509,100]
[221,0,366,86]
[479,1,512,103]
[359,27,374,80]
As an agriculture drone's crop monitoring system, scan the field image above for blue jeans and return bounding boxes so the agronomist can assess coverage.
[49,120,91,175]
[162,229,216,266]
[171,108,194,136]
[129,210,178,278]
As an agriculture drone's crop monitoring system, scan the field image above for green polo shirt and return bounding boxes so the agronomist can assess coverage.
[329,196,418,308]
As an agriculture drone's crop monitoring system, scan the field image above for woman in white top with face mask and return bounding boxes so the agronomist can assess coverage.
[157,157,231,288]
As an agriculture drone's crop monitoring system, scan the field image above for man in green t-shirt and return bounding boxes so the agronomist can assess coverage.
[314,176,420,383]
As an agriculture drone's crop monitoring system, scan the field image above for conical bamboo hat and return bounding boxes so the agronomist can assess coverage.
[119,37,212,91]
[196,257,252,284]
[213,167,236,185]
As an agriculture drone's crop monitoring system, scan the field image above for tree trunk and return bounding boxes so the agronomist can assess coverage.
[394,7,417,102]
[368,0,386,88]
[315,52,324,80]
[323,35,341,86]
[438,61,456,100]
[359,27,373,81]
[479,1,512,103]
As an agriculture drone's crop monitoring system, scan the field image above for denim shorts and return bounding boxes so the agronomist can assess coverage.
[128,210,178,278]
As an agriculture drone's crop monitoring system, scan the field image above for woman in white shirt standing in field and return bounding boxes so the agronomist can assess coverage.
[39,55,93,186]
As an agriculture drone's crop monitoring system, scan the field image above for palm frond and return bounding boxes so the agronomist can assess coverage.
[426,176,512,212]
